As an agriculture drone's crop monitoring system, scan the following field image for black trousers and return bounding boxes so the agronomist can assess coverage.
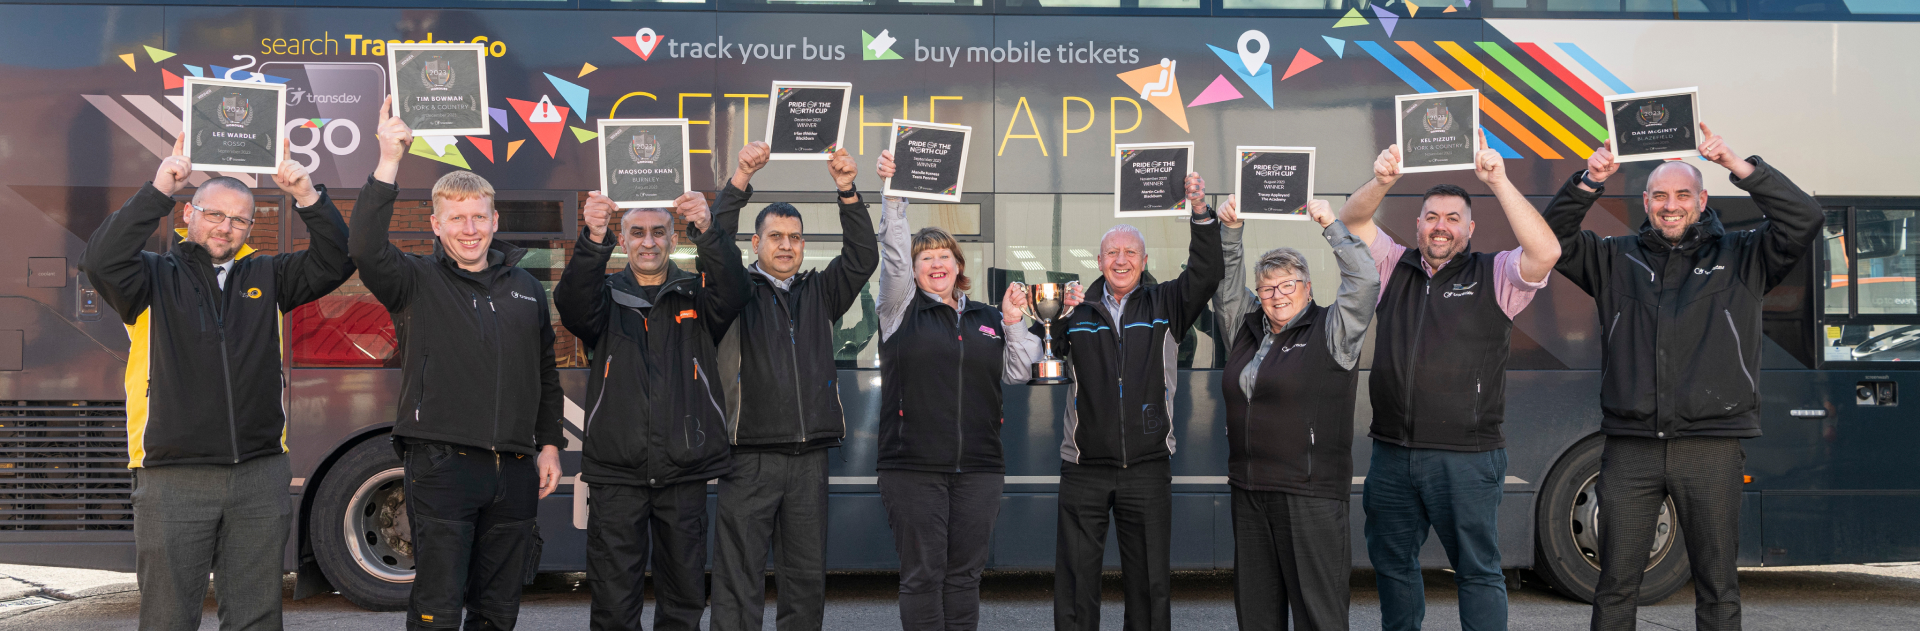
[1054,458,1172,631]
[404,444,542,631]
[878,469,1005,631]
[1231,487,1350,631]
[1591,436,1745,631]
[712,450,830,631]
[586,479,711,631]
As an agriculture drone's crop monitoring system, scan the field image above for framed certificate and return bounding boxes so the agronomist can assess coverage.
[764,81,852,160]
[1113,142,1194,217]
[1395,90,1479,173]
[182,77,287,175]
[882,120,971,202]
[387,43,490,136]
[1234,146,1315,221]
[1605,87,1700,163]
[598,119,690,209]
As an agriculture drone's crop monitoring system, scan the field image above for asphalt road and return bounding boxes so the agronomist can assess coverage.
[5,567,1920,630]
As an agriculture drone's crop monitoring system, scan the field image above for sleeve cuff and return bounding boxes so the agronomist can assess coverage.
[1502,248,1552,289]
[1220,223,1243,244]
[578,229,618,254]
[293,186,331,211]
[1730,156,1773,190]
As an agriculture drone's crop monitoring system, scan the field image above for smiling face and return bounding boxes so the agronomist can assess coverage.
[1644,161,1708,242]
[431,196,496,272]
[185,186,255,264]
[1098,227,1148,300]
[621,208,678,279]
[1415,195,1474,268]
[914,247,959,298]
[1257,269,1311,330]
[753,215,806,280]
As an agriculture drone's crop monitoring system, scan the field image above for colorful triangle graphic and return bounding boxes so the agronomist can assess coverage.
[861,30,904,60]
[1407,1,1420,17]
[1207,44,1273,108]
[578,62,598,78]
[468,136,494,163]
[544,73,591,122]
[1116,61,1189,132]
[1281,49,1322,81]
[161,68,182,91]
[506,139,526,162]
[570,126,598,143]
[183,64,204,77]
[489,107,510,133]
[1322,36,1347,59]
[409,137,471,169]
[144,45,175,63]
[1333,8,1369,28]
[507,97,569,158]
[1444,5,1457,11]
[1187,75,1243,107]
[118,53,136,71]
[1372,5,1401,38]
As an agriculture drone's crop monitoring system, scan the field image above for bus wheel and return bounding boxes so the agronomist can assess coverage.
[1533,436,1690,605]
[311,438,413,611]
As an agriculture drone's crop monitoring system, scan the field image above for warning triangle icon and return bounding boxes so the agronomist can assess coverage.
[530,95,563,124]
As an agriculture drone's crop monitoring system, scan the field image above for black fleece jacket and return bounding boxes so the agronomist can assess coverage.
[348,176,565,455]
[1544,156,1821,439]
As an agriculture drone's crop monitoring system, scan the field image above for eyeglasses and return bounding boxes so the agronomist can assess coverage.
[760,233,805,246]
[1256,280,1306,298]
[190,203,254,229]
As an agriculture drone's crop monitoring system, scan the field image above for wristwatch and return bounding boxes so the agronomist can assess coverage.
[838,183,858,199]
[1579,169,1606,190]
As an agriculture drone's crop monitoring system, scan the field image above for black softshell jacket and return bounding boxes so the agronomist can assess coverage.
[1046,213,1223,467]
[348,177,565,455]
[1544,156,1821,438]
[83,183,353,468]
[712,183,878,452]
[556,218,751,487]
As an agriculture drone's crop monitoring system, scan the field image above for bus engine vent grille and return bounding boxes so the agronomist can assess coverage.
[0,402,131,530]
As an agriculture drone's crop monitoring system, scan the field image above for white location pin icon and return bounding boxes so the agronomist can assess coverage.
[636,27,661,58]
[1237,30,1269,76]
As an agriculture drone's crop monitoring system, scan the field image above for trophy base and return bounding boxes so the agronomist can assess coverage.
[1028,360,1071,386]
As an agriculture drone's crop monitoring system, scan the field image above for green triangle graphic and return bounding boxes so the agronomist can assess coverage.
[861,30,903,61]
[144,45,176,62]
[1333,8,1370,28]
[408,137,471,169]
[570,126,599,143]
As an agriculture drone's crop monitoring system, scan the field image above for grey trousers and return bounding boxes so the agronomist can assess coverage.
[132,452,292,631]
[1591,436,1745,631]
[1231,487,1350,631]
[712,449,830,631]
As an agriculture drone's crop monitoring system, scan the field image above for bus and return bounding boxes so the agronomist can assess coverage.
[0,0,1914,611]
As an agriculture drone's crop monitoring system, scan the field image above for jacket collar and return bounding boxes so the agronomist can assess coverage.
[749,261,807,291]
[1240,301,1320,341]
[911,286,989,315]
[1082,271,1159,323]
[1637,207,1726,254]
[609,263,698,309]
[171,228,258,265]
[1395,243,1470,279]
[432,237,527,279]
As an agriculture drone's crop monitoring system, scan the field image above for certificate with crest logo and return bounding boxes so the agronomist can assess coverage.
[882,120,971,202]
[182,77,287,175]
[1395,90,1479,173]
[1234,146,1315,221]
[765,81,851,160]
[388,43,489,136]
[598,119,690,209]
[1113,142,1193,217]
[1605,87,1700,163]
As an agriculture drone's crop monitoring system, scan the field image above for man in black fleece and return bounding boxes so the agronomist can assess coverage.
[558,156,750,631]
[349,97,566,630]
[708,143,878,631]
[1545,124,1822,631]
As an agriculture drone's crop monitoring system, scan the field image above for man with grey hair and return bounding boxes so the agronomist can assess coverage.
[1048,172,1222,631]
[1547,125,1821,631]
[82,133,352,630]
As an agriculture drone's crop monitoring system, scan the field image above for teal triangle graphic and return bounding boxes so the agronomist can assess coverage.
[861,30,903,61]
[183,64,205,77]
[543,73,590,122]
[1207,44,1273,108]
[1322,36,1346,59]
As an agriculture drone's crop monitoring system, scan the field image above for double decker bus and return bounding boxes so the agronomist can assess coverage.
[0,0,1913,610]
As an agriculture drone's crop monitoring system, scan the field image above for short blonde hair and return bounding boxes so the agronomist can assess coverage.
[910,227,971,293]
[431,171,495,215]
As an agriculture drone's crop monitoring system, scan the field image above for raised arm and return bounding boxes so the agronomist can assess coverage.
[83,134,192,324]
[1208,197,1257,350]
[1340,145,1402,246]
[269,147,354,309]
[1472,129,1560,283]
[681,190,752,341]
[1545,144,1616,297]
[1163,172,1225,336]
[874,151,915,343]
[349,97,416,311]
[1311,201,1380,370]
[554,196,616,348]
[712,141,767,236]
[819,148,880,316]
[1697,124,1821,290]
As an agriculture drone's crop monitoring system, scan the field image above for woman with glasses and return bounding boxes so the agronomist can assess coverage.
[1209,196,1378,631]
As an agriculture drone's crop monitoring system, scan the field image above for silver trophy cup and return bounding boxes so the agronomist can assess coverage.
[1014,281,1078,385]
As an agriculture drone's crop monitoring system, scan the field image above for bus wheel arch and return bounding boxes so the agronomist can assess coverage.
[1532,434,1690,605]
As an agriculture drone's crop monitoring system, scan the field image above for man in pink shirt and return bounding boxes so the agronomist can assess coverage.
[1340,131,1561,631]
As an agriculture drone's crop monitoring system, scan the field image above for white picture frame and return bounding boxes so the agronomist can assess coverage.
[597,118,691,209]
[1395,89,1480,174]
[1604,86,1702,163]
[1233,145,1316,221]
[1113,141,1196,218]
[181,76,288,175]
[764,80,853,161]
[387,42,491,137]
[881,119,972,203]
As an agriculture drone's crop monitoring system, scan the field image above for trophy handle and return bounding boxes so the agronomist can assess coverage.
[1059,280,1082,320]
[1008,281,1037,322]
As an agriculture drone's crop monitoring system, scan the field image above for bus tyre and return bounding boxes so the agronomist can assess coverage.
[311,438,414,611]
[1533,435,1690,605]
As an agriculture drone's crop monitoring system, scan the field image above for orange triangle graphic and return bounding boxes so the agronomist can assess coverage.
[1116,61,1189,133]
[1444,5,1457,11]
[506,139,526,161]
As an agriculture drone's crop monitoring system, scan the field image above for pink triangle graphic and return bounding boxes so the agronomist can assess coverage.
[1188,75,1244,107]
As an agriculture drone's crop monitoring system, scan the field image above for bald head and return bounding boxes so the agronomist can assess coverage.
[191,176,254,208]
[1648,160,1705,191]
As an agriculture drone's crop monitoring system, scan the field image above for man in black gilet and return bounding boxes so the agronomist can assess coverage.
[1341,131,1562,631]
[1547,125,1821,631]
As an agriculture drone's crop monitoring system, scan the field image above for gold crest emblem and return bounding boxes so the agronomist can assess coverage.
[219,94,253,128]
[1636,103,1669,127]
[1422,102,1454,134]
[422,56,454,91]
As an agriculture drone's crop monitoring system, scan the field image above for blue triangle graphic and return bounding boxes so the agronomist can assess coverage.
[1207,44,1273,108]
[183,64,205,77]
[543,72,590,123]
[1322,36,1346,59]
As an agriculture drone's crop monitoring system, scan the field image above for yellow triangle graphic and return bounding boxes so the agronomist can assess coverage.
[1444,4,1457,11]
[144,45,176,63]
[1333,8,1369,28]
[578,62,597,78]
[118,53,137,71]
[506,139,526,161]
[1407,1,1419,17]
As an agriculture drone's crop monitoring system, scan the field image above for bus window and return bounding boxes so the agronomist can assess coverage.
[1821,203,1919,363]
[1855,209,1917,316]
[1823,208,1849,316]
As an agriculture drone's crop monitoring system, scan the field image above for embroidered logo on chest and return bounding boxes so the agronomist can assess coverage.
[1279,342,1309,353]
[977,325,1001,340]
[509,290,538,303]
[1443,282,1479,299]
[1692,265,1726,276]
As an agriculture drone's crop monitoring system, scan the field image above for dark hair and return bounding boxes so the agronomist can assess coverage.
[1421,184,1471,208]
[754,202,804,234]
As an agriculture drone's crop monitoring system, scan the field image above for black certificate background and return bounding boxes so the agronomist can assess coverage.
[188,84,278,170]
[1612,94,1696,157]
[1400,95,1475,169]
[603,125,685,205]
[891,126,965,196]
[770,88,846,154]
[394,49,484,132]
[1238,151,1311,216]
[1118,148,1188,212]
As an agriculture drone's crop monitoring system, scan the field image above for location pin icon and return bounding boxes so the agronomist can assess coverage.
[636,27,661,59]
[1237,30,1269,76]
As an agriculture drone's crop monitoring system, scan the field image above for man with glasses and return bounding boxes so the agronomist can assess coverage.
[1050,172,1222,631]
[704,143,879,631]
[82,134,353,630]
[1340,131,1561,631]
[350,98,567,630]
